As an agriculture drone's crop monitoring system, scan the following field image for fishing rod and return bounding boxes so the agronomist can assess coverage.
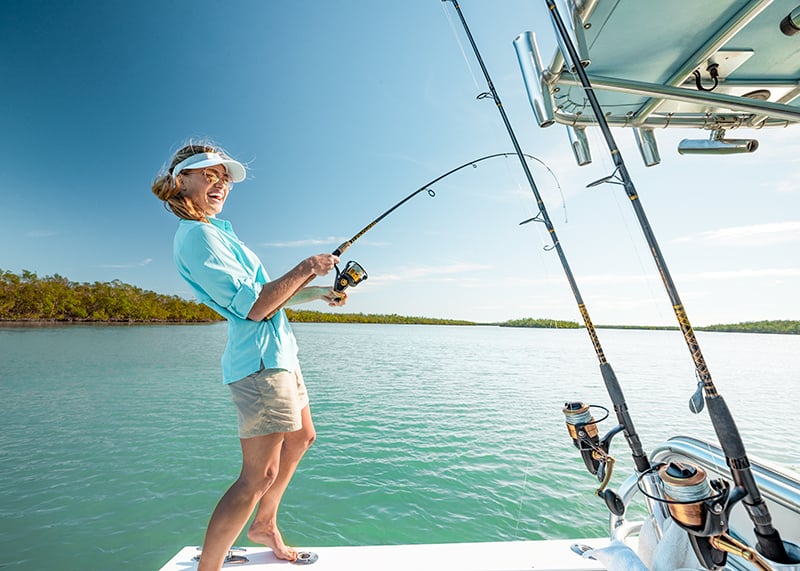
[266,152,534,319]
[545,0,792,565]
[444,0,653,515]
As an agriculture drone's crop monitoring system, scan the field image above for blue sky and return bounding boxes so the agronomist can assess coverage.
[2,1,798,326]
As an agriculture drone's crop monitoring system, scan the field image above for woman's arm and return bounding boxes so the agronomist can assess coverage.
[247,254,339,321]
[286,286,349,307]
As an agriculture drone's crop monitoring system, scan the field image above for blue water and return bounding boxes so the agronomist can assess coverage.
[0,323,797,570]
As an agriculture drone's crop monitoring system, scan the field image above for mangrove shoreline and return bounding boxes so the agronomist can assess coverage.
[1,269,797,334]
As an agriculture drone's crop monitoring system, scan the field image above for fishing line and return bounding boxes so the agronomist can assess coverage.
[598,164,673,329]
[580,122,668,327]
[266,152,546,319]
[445,1,653,510]
[439,0,568,230]
[440,1,482,93]
[513,466,532,539]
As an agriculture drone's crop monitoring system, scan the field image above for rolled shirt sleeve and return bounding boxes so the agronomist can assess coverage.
[173,217,299,383]
[176,222,261,319]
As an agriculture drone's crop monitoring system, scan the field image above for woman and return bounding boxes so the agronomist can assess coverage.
[152,142,345,570]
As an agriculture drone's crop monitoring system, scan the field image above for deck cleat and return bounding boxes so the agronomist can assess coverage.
[293,551,319,565]
[193,546,249,565]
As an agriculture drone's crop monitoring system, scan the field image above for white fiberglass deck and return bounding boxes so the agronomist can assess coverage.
[158,538,611,571]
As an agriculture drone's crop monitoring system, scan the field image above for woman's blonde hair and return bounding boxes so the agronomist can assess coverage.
[151,140,237,222]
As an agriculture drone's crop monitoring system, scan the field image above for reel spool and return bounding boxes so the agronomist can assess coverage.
[562,402,625,516]
[563,402,603,475]
[638,461,752,570]
[332,261,368,300]
[659,462,717,530]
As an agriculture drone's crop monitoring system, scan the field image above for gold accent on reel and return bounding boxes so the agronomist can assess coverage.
[658,462,708,528]
[710,534,774,571]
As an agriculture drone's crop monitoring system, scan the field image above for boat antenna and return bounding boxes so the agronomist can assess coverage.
[545,0,791,563]
[443,0,653,505]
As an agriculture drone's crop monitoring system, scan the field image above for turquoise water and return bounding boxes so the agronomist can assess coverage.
[0,323,797,570]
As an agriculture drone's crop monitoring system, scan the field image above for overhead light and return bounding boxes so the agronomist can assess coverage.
[677,130,758,155]
[742,89,771,101]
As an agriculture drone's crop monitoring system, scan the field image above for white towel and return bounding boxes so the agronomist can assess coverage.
[582,541,650,570]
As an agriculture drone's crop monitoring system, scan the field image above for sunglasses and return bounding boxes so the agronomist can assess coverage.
[187,168,234,189]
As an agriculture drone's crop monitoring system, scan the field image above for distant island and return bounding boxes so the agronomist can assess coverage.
[1,269,797,334]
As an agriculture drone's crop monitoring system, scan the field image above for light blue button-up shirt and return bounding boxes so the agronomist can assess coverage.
[173,217,299,384]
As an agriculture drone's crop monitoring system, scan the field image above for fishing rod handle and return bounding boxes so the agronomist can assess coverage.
[333,241,351,257]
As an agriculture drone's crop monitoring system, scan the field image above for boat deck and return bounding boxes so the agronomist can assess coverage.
[158,538,611,570]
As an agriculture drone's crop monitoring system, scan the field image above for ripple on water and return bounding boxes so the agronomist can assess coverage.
[1,324,796,570]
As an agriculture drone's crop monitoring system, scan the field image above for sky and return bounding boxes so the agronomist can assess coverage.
[2,1,798,326]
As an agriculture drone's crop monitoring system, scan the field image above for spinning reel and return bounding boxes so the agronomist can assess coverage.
[562,402,625,516]
[332,260,368,301]
[638,461,772,571]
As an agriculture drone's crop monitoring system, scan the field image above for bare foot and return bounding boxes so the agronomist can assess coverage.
[248,526,298,561]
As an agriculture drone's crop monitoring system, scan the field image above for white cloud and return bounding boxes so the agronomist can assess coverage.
[261,236,394,249]
[686,267,800,280]
[369,263,492,284]
[768,179,800,194]
[98,259,153,269]
[27,230,57,238]
[261,237,343,248]
[508,267,800,287]
[674,221,800,246]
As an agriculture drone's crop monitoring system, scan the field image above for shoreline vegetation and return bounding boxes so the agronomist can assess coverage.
[1,269,797,335]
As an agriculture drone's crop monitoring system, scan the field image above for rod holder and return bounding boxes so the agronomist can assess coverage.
[780,5,800,36]
[634,128,661,166]
[549,0,591,72]
[513,31,556,127]
[567,125,592,165]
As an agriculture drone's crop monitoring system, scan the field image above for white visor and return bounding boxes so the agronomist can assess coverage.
[172,152,246,183]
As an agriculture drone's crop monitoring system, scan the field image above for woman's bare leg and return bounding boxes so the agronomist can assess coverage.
[197,433,285,571]
[247,405,316,559]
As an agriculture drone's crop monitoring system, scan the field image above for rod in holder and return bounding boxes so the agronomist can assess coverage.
[552,0,590,71]
[546,0,792,561]
[634,461,779,570]
[445,0,652,519]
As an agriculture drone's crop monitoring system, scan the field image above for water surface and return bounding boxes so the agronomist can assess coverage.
[0,323,796,570]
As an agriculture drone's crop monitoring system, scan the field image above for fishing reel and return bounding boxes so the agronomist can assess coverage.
[637,461,772,571]
[562,402,625,516]
[332,260,368,301]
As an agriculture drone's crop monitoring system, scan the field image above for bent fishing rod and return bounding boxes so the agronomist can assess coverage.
[546,0,791,564]
[266,152,532,319]
[445,0,652,513]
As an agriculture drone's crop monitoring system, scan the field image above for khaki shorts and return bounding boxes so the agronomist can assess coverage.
[228,368,309,439]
